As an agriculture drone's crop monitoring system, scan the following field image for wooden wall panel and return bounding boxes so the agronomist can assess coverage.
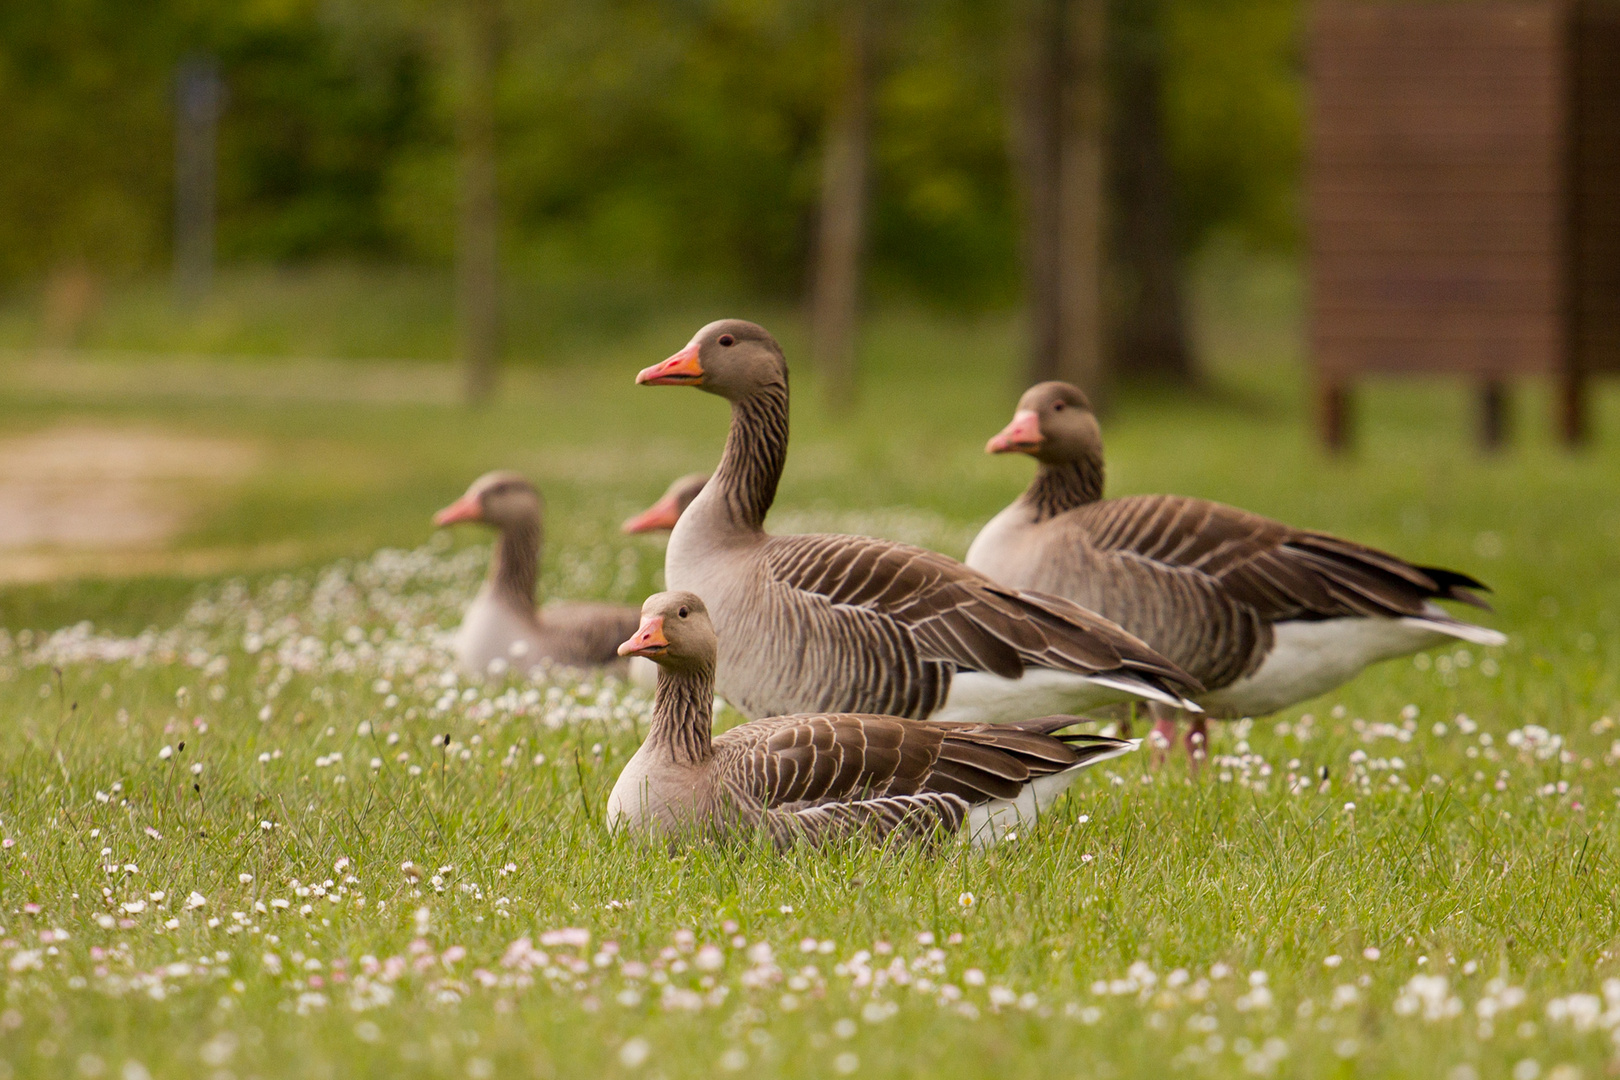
[1576,2,1620,371]
[1310,1,1566,377]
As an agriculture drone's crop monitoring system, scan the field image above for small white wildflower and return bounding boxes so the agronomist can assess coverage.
[619,1038,651,1069]
[958,892,976,909]
[158,746,173,760]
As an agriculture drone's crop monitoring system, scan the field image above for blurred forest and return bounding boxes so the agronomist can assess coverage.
[0,0,1299,366]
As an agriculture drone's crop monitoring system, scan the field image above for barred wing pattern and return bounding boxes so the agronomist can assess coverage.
[711,713,1131,847]
[1076,495,1491,621]
[764,793,969,848]
[759,533,1197,718]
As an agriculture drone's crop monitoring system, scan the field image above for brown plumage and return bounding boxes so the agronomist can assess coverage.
[434,471,643,677]
[606,592,1137,848]
[968,382,1507,752]
[637,319,1201,726]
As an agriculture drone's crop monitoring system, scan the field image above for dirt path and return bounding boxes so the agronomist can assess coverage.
[0,425,258,583]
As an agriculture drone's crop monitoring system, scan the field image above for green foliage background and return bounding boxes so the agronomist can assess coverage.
[0,0,1300,306]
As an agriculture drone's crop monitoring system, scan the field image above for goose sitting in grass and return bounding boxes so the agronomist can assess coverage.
[434,471,643,678]
[968,381,1507,759]
[609,591,1136,848]
[622,473,709,534]
[635,319,1202,725]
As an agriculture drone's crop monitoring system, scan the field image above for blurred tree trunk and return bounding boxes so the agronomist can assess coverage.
[810,0,873,410]
[1109,0,1194,384]
[1011,0,1109,403]
[456,0,501,406]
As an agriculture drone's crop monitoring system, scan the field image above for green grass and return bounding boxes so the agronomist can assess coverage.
[3,260,1620,1078]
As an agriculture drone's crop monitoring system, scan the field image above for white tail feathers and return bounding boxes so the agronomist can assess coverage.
[965,737,1140,848]
[1403,616,1508,648]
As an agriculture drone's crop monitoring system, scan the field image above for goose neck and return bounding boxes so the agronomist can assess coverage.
[649,666,715,766]
[1025,457,1104,520]
[708,382,789,533]
[490,518,541,613]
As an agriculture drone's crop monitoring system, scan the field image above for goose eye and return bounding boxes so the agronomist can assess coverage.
[1052,402,1065,412]
[677,606,689,619]
[717,334,735,347]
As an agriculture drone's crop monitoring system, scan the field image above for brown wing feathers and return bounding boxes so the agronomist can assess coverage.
[767,793,970,848]
[1080,496,1493,622]
[766,533,1199,696]
[715,713,1128,814]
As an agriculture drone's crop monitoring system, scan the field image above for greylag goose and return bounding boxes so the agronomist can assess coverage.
[622,472,710,534]
[967,381,1507,756]
[635,319,1201,724]
[609,591,1136,848]
[434,471,643,677]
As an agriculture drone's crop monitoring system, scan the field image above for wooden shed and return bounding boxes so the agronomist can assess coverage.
[1309,0,1620,448]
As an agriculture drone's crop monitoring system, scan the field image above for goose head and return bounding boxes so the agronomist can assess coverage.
[622,473,710,534]
[986,381,1104,467]
[617,590,717,674]
[636,319,787,402]
[433,471,542,532]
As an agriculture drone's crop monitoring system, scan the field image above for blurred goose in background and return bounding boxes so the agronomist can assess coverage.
[434,471,643,677]
[635,319,1202,724]
[622,472,710,534]
[609,591,1137,848]
[968,381,1507,759]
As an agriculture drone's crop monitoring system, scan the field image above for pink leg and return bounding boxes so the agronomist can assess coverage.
[1148,703,1178,766]
[1184,715,1209,773]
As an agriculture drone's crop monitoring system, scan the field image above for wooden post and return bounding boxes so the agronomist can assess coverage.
[457,0,502,406]
[1478,378,1510,449]
[1558,367,1587,445]
[1012,0,1063,388]
[1011,0,1108,402]
[1056,0,1109,402]
[1317,375,1350,453]
[174,57,222,306]
[1109,0,1194,384]
[809,0,873,411]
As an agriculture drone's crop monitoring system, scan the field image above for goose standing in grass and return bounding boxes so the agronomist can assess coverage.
[635,319,1201,723]
[622,472,710,534]
[609,591,1136,848]
[968,381,1507,758]
[434,471,643,677]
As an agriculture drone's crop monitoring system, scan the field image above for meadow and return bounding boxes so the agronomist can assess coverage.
[2,262,1620,1079]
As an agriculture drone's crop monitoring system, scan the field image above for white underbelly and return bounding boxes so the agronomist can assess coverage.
[605,746,659,831]
[453,597,543,678]
[932,668,1147,725]
[1198,616,1450,718]
[964,739,1137,847]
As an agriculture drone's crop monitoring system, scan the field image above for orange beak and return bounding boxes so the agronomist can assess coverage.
[636,342,704,386]
[622,493,683,534]
[617,615,669,658]
[986,410,1044,454]
[433,493,483,526]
